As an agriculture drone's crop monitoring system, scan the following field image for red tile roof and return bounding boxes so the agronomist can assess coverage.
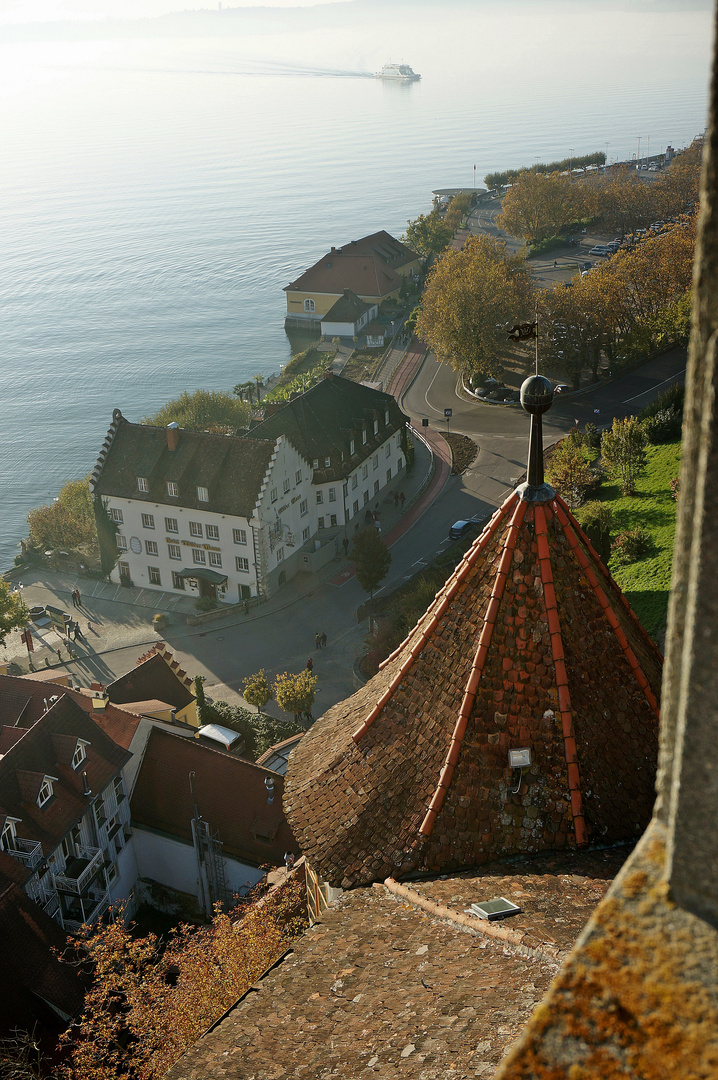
[108,648,195,712]
[284,231,420,300]
[0,673,142,751]
[130,727,297,867]
[285,490,662,889]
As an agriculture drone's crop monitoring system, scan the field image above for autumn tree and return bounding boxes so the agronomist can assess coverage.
[443,192,473,232]
[592,165,656,236]
[27,477,98,553]
[58,880,306,1080]
[497,170,588,242]
[402,210,453,258]
[0,582,28,648]
[657,139,702,216]
[601,416,648,495]
[273,670,318,723]
[242,669,272,712]
[351,527,391,602]
[142,390,250,435]
[416,235,533,379]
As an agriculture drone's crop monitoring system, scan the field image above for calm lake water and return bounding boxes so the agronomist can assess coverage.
[0,0,712,566]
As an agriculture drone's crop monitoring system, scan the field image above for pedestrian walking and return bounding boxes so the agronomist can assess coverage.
[399,491,405,508]
[306,657,313,672]
[75,589,82,607]
[73,623,81,641]
[321,632,327,649]
[315,633,321,649]
[342,535,349,556]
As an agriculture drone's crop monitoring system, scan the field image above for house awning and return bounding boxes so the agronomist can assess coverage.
[176,568,228,585]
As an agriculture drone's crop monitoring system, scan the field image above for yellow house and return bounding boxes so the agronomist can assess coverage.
[284,231,421,328]
[107,642,198,729]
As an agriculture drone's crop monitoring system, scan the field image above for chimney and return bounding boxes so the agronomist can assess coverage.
[167,422,179,451]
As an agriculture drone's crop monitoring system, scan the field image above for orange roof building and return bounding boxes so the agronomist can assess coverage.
[284,377,662,889]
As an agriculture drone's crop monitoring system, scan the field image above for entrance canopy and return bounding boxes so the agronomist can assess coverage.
[176,567,228,585]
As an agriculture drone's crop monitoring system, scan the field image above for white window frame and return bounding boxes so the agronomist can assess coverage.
[276,546,284,562]
[71,741,87,770]
[189,521,203,538]
[373,420,379,435]
[137,477,149,493]
[324,457,331,468]
[233,528,247,545]
[110,508,123,524]
[362,464,368,479]
[205,524,219,540]
[192,549,206,565]
[283,478,291,494]
[168,542,181,560]
[148,566,161,585]
[165,517,179,533]
[300,499,308,517]
[316,491,323,504]
[295,469,302,484]
[351,474,358,490]
[304,298,315,312]
[302,526,310,542]
[362,428,367,445]
[350,439,355,455]
[172,571,186,590]
[116,535,127,551]
[208,551,222,568]
[318,516,325,529]
[37,777,53,808]
[145,540,158,556]
[271,487,278,503]
[373,455,379,470]
[235,556,249,572]
[197,486,209,503]
[167,482,179,498]
[329,488,337,502]
[141,513,155,529]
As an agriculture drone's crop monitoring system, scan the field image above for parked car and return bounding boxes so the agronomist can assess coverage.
[589,245,609,256]
[553,383,571,395]
[449,519,477,540]
[582,261,593,270]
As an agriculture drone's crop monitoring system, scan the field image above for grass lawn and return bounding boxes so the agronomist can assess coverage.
[598,439,681,644]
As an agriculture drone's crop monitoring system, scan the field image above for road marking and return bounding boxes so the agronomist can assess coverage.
[623,369,686,403]
[424,363,446,412]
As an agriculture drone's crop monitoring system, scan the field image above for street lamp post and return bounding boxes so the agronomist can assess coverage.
[637,136,641,167]
[605,141,609,167]
[473,164,476,189]
[568,148,574,178]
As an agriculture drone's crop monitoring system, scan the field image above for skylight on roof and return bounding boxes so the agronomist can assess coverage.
[470,898,522,921]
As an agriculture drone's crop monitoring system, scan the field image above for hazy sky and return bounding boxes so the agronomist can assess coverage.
[0,0,352,24]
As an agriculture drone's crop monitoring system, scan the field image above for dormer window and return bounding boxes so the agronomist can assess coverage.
[167,481,179,498]
[137,477,149,493]
[373,419,379,435]
[362,428,367,445]
[384,409,390,425]
[304,298,315,312]
[1,819,17,852]
[71,740,89,770]
[37,776,54,808]
[324,457,331,468]
[197,486,209,502]
[312,459,319,469]
[350,439,355,455]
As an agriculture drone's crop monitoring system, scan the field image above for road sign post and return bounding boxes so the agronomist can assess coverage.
[444,407,452,434]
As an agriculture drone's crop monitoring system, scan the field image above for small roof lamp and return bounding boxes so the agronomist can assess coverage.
[508,747,532,793]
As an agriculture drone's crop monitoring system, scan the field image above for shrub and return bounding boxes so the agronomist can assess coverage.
[639,382,685,421]
[642,407,682,444]
[194,596,219,612]
[152,613,169,631]
[583,422,601,450]
[611,527,651,566]
[601,416,648,495]
[546,441,601,507]
[576,501,613,564]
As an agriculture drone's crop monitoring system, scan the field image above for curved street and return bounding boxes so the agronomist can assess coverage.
[4,347,686,723]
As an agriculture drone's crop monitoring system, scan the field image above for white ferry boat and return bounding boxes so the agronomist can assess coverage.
[375,63,421,82]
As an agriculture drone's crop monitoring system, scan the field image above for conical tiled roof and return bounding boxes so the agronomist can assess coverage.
[285,380,663,889]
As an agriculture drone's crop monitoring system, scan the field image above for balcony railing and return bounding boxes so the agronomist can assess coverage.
[43,892,61,922]
[5,836,43,872]
[64,888,111,932]
[53,846,104,895]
